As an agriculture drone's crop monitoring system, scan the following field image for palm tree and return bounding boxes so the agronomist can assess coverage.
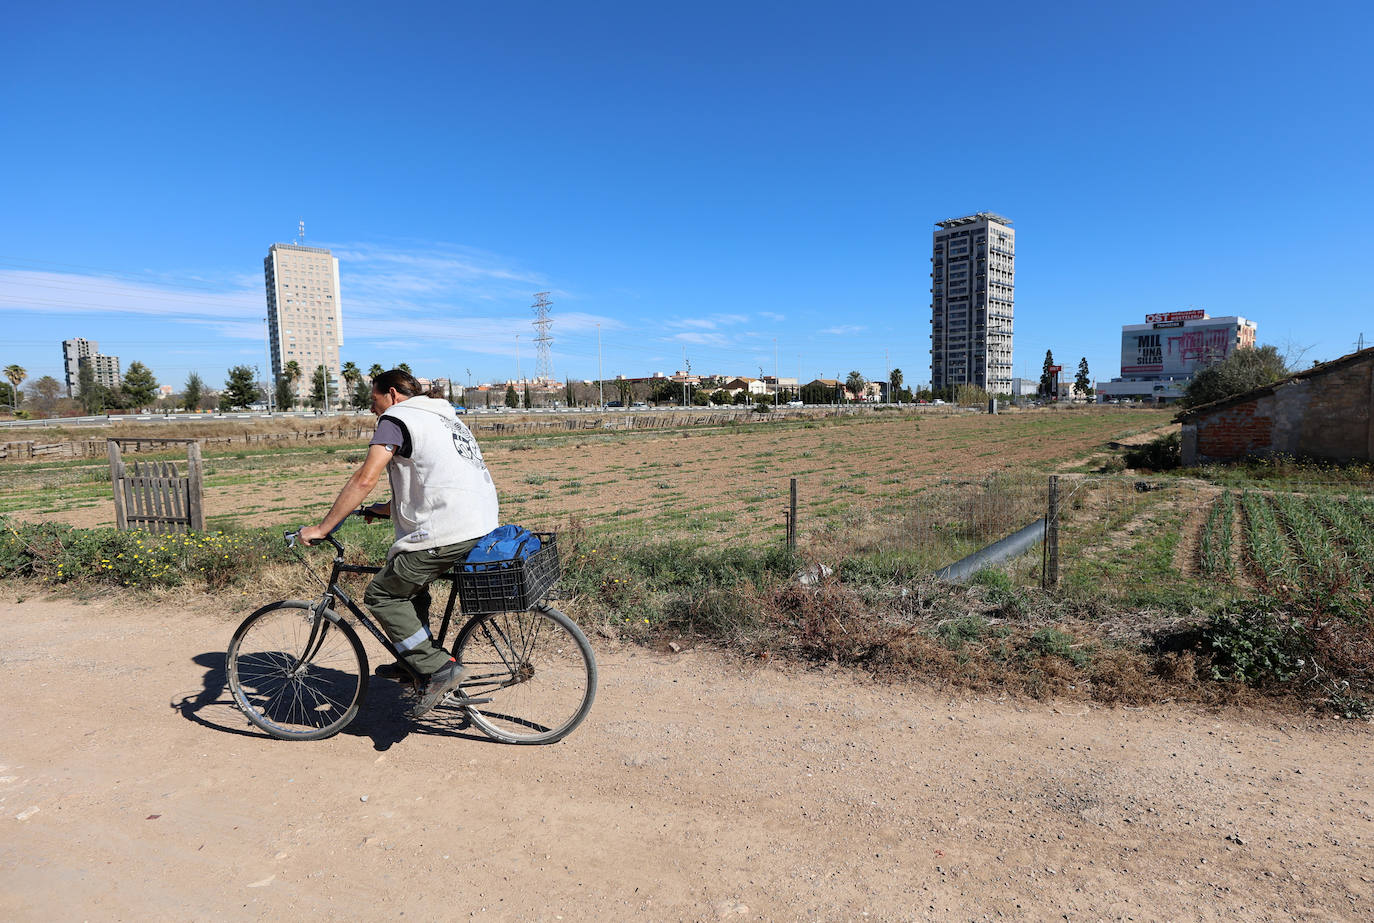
[845,370,867,402]
[3,364,26,409]
[368,363,385,381]
[340,361,361,408]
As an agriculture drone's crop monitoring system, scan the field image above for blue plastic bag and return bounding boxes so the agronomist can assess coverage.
[464,524,541,572]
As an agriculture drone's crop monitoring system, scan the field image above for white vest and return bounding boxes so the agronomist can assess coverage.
[379,396,499,559]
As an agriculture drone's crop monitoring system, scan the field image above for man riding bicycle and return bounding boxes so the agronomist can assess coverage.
[298,368,498,717]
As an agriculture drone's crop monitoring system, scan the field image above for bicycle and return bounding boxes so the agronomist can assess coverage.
[225,512,597,744]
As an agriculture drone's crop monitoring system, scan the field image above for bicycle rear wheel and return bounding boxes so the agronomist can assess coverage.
[453,604,596,744]
[227,600,368,741]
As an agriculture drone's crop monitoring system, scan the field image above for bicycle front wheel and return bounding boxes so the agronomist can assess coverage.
[227,600,368,741]
[453,604,597,744]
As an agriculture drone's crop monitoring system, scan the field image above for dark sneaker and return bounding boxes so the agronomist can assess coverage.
[406,659,470,718]
[375,661,420,682]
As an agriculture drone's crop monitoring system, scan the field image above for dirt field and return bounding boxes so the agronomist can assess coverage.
[3,408,1175,543]
[1,590,1369,921]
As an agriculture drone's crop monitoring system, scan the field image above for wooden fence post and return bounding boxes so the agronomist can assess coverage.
[787,477,798,551]
[1042,475,1060,590]
[108,441,128,530]
[186,441,206,532]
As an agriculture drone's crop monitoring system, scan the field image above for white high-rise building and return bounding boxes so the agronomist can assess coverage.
[264,243,343,405]
[929,212,1014,395]
[62,337,120,397]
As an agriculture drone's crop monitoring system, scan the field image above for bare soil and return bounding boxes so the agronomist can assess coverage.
[5,410,1175,542]
[2,590,1370,921]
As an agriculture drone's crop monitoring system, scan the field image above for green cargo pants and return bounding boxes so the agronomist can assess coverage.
[363,537,481,677]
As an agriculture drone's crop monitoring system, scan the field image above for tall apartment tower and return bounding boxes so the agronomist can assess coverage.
[264,243,343,404]
[62,337,120,397]
[929,212,1015,395]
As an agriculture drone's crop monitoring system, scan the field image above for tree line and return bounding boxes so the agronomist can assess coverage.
[2,345,1296,420]
[0,360,395,419]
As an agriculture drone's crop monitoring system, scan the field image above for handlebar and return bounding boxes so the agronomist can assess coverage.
[285,505,389,552]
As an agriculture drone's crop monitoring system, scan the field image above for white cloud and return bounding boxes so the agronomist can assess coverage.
[0,269,262,333]
[820,325,867,335]
[665,313,749,331]
[329,240,549,315]
[758,311,785,322]
[668,331,735,347]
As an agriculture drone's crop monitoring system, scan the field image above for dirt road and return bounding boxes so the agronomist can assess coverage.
[1,591,1369,921]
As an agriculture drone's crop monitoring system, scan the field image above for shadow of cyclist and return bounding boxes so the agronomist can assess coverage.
[172,652,491,751]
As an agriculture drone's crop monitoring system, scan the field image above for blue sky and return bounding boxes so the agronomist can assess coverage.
[3,0,1371,392]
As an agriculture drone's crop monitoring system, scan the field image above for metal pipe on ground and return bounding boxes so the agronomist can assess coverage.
[933,518,1046,583]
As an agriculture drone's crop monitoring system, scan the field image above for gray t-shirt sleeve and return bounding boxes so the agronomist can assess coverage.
[371,418,404,450]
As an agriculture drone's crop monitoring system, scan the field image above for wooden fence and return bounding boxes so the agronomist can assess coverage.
[108,440,206,534]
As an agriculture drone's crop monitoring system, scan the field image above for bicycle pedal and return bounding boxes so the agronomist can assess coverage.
[444,694,492,707]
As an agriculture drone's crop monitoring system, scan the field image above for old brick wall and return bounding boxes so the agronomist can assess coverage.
[1193,396,1275,461]
[1182,352,1373,464]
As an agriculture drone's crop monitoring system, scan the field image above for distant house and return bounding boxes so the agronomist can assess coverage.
[802,379,841,399]
[721,377,768,396]
[1175,347,1374,466]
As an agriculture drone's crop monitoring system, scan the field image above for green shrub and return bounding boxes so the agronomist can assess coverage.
[1024,627,1088,667]
[558,533,798,626]
[1181,344,1288,409]
[971,567,1027,618]
[932,614,987,650]
[0,521,286,589]
[1203,605,1310,685]
[1124,432,1181,471]
[662,587,764,639]
[838,549,933,584]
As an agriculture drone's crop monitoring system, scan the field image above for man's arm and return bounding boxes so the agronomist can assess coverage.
[361,499,391,522]
[298,444,393,544]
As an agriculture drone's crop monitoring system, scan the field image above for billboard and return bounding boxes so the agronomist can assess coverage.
[1121,321,1239,378]
[1145,310,1206,323]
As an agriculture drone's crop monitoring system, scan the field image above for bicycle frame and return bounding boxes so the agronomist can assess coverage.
[303,549,468,681]
[290,531,527,697]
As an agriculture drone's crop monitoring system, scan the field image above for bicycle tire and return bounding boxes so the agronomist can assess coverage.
[452,604,597,744]
[227,600,369,741]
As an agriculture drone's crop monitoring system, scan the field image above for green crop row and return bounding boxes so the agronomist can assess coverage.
[1199,490,1235,578]
[1239,491,1301,592]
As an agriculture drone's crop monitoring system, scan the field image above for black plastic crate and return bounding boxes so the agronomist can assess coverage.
[456,532,559,614]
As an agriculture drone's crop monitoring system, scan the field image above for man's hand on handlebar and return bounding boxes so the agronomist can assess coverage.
[297,523,330,546]
[297,505,387,545]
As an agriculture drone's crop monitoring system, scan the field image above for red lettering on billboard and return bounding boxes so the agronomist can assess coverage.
[1167,327,1233,365]
[1145,310,1206,323]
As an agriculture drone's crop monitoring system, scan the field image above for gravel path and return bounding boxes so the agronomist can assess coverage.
[1,591,1369,921]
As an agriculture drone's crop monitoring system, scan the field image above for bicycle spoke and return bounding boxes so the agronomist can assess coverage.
[228,602,367,740]
[478,616,521,672]
[454,607,596,744]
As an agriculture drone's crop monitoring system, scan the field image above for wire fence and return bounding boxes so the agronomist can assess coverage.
[812,470,1219,590]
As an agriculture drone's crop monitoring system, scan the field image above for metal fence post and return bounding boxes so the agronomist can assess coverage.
[1042,475,1060,590]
